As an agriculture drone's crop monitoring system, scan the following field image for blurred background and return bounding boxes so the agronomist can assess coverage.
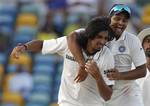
[0,0,150,106]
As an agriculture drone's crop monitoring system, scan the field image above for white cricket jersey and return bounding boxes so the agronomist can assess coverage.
[142,73,150,106]
[42,36,115,106]
[106,31,146,106]
[136,69,149,89]
[136,68,150,106]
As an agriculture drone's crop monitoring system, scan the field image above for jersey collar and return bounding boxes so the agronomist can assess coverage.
[115,31,126,41]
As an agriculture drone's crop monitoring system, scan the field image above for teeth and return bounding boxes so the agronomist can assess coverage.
[116,28,122,32]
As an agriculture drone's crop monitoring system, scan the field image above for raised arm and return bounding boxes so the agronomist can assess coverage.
[67,31,87,82]
[10,40,43,59]
[67,31,86,67]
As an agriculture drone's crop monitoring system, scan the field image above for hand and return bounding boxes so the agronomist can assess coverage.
[85,60,101,81]
[74,65,88,83]
[10,43,26,59]
[107,68,121,80]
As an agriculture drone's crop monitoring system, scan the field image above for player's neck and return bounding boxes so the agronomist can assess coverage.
[84,48,97,56]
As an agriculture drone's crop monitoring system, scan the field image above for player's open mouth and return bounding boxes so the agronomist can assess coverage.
[115,27,122,32]
[111,25,123,32]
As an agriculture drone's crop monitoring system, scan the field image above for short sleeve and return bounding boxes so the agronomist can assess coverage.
[130,36,146,67]
[42,36,67,56]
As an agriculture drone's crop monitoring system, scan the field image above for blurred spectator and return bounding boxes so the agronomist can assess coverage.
[46,0,68,10]
[37,10,57,40]
[67,0,98,26]
[109,0,135,5]
[67,0,98,16]
[8,64,33,101]
[97,0,110,16]
[46,0,68,36]
[34,0,48,28]
[18,0,48,29]
[141,4,150,28]
[136,0,150,7]
[0,64,4,103]
[0,34,9,52]
[0,64,4,85]
[41,10,55,34]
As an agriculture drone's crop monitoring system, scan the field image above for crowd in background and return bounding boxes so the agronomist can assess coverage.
[0,0,150,106]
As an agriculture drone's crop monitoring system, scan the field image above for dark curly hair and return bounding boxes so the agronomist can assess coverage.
[77,16,115,50]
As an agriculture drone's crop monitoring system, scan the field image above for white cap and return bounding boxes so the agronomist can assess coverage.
[138,28,150,43]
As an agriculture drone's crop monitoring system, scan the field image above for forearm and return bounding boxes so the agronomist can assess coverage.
[85,59,113,101]
[96,77,113,101]
[67,32,85,66]
[119,64,147,80]
[25,40,43,52]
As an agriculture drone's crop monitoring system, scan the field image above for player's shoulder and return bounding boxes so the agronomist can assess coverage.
[99,46,114,63]
[101,46,112,56]
[125,31,139,41]
[56,36,67,42]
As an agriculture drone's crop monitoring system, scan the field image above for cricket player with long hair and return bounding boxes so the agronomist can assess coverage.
[11,17,115,106]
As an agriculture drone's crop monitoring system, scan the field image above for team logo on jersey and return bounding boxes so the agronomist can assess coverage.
[119,45,126,52]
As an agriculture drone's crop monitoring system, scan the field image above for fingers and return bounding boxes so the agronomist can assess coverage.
[85,60,93,69]
[10,45,25,59]
[106,69,118,80]
[74,69,88,83]
[85,60,97,73]
[74,75,83,83]
[10,47,19,59]
[74,74,87,83]
[74,60,97,83]
[74,75,79,82]
[107,72,115,80]
[85,60,101,81]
